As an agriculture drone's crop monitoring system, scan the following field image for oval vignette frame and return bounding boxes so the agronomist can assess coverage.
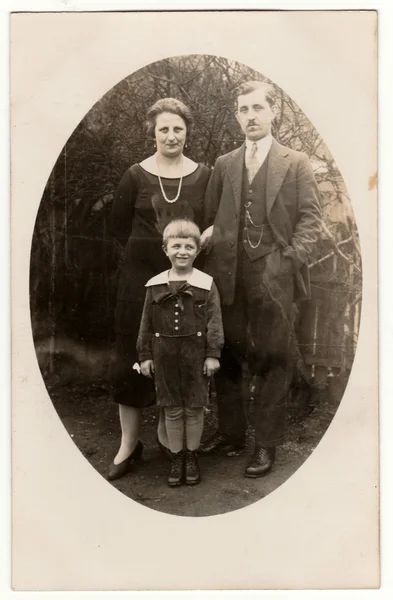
[29,54,362,517]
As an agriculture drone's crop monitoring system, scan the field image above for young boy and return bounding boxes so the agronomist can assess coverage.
[137,219,224,486]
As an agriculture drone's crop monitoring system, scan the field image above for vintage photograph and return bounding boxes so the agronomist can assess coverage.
[11,10,378,591]
[30,54,361,517]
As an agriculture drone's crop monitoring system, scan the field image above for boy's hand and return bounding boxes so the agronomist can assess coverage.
[203,357,220,377]
[140,360,155,378]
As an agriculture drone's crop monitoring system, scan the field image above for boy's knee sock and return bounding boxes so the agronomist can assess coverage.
[185,407,204,451]
[165,407,184,453]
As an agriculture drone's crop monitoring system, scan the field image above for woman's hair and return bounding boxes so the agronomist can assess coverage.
[162,219,201,248]
[234,80,276,109]
[145,98,194,137]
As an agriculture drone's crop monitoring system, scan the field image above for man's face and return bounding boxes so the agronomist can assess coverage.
[236,88,276,141]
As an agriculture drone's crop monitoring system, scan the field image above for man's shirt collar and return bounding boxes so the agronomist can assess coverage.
[245,134,273,155]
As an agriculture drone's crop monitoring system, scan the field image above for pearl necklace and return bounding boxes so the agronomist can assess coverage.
[156,156,183,204]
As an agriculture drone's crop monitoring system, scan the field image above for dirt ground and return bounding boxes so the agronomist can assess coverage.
[47,373,345,517]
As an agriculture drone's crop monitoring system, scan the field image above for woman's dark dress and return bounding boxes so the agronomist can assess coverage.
[110,162,210,407]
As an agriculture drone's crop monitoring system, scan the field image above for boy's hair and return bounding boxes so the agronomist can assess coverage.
[162,219,201,248]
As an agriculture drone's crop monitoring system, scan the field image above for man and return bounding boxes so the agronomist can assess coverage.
[200,80,321,477]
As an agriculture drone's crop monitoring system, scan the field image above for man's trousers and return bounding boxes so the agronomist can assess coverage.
[215,248,294,447]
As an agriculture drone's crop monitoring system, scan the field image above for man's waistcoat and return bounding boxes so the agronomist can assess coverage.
[240,156,277,260]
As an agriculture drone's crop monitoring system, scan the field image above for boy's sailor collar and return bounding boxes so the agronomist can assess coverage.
[145,268,213,291]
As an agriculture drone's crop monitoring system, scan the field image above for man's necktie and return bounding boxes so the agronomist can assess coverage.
[246,142,260,183]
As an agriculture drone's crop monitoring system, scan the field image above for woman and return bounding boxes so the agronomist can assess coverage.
[108,98,210,480]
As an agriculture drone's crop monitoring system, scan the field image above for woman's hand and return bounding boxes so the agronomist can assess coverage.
[140,360,155,378]
[200,226,214,250]
[203,357,220,377]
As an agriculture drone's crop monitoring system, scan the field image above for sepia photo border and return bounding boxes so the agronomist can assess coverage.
[10,7,380,593]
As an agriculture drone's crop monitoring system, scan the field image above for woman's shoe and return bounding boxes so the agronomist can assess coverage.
[107,440,144,481]
[185,449,201,485]
[168,450,185,487]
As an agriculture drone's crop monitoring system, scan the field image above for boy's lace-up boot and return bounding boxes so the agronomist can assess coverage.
[185,449,201,485]
[168,450,185,487]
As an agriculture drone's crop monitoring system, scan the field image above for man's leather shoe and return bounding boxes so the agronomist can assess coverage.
[245,446,276,478]
[107,440,144,481]
[199,431,245,455]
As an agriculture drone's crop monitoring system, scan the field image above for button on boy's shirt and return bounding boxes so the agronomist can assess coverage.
[137,268,224,361]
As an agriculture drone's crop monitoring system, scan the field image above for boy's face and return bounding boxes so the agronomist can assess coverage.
[164,237,199,272]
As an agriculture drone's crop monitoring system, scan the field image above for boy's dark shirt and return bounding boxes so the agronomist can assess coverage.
[137,268,224,362]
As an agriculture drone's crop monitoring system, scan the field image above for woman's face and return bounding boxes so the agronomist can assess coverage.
[154,112,187,159]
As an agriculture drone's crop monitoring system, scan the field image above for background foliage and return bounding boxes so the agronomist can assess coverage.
[30,55,361,378]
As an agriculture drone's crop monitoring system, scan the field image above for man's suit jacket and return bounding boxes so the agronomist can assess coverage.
[203,138,322,306]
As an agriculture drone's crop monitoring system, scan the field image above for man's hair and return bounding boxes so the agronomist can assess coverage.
[162,219,201,248]
[235,80,276,109]
[145,98,194,137]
